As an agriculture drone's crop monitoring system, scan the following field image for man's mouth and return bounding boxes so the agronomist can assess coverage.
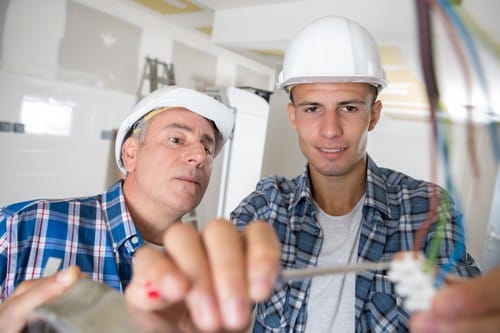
[176,176,200,185]
[319,147,346,153]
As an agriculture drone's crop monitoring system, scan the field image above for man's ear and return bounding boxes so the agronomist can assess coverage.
[121,137,139,173]
[368,100,383,131]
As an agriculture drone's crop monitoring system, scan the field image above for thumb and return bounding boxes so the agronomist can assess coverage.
[433,268,500,318]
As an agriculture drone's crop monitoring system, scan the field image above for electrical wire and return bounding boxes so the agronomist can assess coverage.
[433,0,500,280]
[413,0,470,281]
[414,0,498,285]
[413,0,443,265]
[432,0,480,180]
[452,3,500,162]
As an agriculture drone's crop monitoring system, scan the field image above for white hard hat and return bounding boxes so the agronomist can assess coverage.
[278,16,388,92]
[115,86,234,174]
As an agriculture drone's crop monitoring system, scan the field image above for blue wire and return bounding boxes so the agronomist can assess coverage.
[434,0,499,283]
[439,0,499,161]
[440,0,488,101]
[488,122,500,161]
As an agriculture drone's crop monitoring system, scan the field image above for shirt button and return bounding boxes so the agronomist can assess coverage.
[131,236,139,244]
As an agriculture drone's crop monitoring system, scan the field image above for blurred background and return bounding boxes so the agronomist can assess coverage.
[0,0,498,268]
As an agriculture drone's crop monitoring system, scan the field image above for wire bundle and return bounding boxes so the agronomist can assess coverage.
[413,0,499,288]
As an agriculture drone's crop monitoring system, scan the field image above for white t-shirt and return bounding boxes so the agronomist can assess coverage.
[304,195,364,333]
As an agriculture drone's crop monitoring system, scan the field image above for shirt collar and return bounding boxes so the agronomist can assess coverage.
[102,180,144,253]
[365,155,392,218]
[291,165,315,206]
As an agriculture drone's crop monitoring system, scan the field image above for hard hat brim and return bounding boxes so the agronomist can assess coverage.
[278,75,388,92]
[115,86,234,174]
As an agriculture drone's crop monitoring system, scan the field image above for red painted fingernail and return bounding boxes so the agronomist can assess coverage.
[145,282,161,299]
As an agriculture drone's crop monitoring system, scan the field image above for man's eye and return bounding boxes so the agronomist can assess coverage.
[204,147,213,156]
[168,136,181,144]
[304,106,319,113]
[342,105,358,112]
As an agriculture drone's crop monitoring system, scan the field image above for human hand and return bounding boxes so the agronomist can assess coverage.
[410,267,500,333]
[0,266,82,333]
[125,219,281,332]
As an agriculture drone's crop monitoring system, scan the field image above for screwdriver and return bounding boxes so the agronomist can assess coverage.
[280,261,392,282]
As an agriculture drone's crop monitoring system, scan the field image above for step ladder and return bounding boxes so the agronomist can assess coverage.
[137,57,176,99]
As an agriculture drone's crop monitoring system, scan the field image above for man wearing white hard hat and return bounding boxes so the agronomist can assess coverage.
[227,15,480,333]
[0,86,280,332]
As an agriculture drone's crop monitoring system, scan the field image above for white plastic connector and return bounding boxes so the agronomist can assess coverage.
[42,257,62,277]
[388,252,436,312]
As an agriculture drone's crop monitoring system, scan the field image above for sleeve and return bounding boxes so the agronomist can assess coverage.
[230,189,270,231]
[229,175,283,232]
[0,209,9,302]
[424,188,481,279]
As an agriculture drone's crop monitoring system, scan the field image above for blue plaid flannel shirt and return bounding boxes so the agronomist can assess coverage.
[0,180,144,301]
[231,156,480,333]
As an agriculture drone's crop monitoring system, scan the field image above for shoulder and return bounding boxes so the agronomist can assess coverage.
[370,161,443,194]
[231,173,304,223]
[248,173,308,207]
[366,158,455,217]
[255,174,301,195]
[1,194,102,222]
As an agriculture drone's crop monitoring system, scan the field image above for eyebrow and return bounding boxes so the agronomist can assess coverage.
[337,99,368,106]
[295,99,368,107]
[295,101,321,107]
[166,123,215,145]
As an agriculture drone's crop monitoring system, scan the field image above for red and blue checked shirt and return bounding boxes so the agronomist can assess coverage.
[0,180,144,301]
[231,155,481,333]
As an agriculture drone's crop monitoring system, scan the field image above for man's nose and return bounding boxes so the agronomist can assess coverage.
[320,110,342,138]
[185,143,208,166]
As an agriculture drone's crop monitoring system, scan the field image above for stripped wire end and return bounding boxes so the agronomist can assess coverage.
[388,252,436,313]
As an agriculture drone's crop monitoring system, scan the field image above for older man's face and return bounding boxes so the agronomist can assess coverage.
[123,107,216,218]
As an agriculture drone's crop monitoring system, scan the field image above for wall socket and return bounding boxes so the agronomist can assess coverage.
[0,121,12,132]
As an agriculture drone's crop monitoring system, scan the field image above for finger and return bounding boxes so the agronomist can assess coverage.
[0,266,81,333]
[393,250,420,260]
[127,301,195,333]
[10,265,81,297]
[126,245,189,310]
[432,268,500,318]
[410,312,500,333]
[163,222,221,331]
[245,220,281,301]
[441,273,465,286]
[203,219,251,331]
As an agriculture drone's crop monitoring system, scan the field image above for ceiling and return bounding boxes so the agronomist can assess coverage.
[129,0,499,68]
[127,0,499,118]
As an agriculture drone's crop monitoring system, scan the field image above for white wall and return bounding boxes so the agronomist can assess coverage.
[0,0,276,229]
[0,70,134,203]
[219,87,269,218]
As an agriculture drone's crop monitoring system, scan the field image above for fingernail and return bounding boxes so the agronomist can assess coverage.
[195,294,218,329]
[249,263,277,295]
[223,297,249,329]
[435,287,468,318]
[145,282,161,300]
[411,314,439,333]
[250,272,273,299]
[56,269,73,285]
[160,274,185,301]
